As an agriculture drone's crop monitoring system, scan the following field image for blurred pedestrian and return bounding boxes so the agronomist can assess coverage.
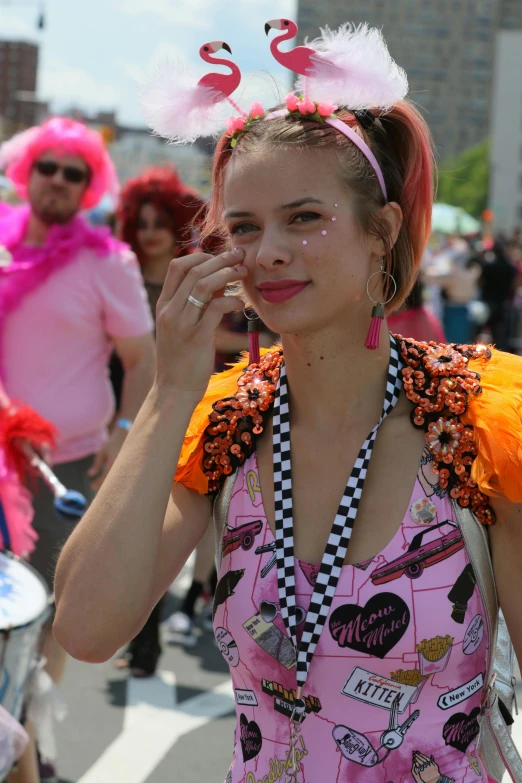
[478,239,517,351]
[388,278,446,343]
[424,236,480,343]
[0,117,155,782]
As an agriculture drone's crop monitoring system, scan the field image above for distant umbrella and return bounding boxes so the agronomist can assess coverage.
[432,203,481,236]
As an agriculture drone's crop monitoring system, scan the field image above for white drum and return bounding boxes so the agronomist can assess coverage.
[0,551,51,721]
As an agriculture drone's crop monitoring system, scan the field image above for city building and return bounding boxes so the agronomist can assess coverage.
[0,40,47,135]
[296,0,521,161]
[65,107,213,195]
[108,127,212,194]
[297,0,522,229]
[488,29,522,233]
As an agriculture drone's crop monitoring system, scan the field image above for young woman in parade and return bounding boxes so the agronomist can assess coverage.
[54,20,522,783]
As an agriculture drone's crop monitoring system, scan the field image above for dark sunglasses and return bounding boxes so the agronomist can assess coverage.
[34,160,89,185]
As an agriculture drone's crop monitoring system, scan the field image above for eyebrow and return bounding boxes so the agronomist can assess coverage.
[224,197,325,219]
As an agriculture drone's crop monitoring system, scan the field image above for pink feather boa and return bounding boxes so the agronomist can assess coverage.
[0,203,126,378]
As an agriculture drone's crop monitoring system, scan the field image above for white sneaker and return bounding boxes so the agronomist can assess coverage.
[165,611,197,646]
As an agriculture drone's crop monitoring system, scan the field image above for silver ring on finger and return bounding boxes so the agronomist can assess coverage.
[187,294,208,310]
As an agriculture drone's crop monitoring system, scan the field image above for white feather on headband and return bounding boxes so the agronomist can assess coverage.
[140,58,230,144]
[295,23,408,110]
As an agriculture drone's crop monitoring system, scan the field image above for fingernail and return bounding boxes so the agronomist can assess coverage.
[234,263,246,272]
[232,246,243,257]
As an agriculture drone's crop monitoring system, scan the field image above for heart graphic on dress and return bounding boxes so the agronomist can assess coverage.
[329,593,410,659]
[240,713,262,762]
[443,707,480,752]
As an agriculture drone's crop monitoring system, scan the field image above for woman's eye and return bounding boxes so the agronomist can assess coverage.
[292,212,321,224]
[230,222,257,236]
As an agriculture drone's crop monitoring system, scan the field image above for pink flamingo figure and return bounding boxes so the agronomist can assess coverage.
[197,40,245,116]
[265,19,316,77]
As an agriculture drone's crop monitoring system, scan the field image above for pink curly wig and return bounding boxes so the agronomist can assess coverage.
[0,117,119,209]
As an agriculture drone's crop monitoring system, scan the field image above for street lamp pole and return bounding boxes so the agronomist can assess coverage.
[0,0,46,29]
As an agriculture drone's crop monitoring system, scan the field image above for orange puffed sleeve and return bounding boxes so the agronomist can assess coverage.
[174,347,278,494]
[464,347,522,502]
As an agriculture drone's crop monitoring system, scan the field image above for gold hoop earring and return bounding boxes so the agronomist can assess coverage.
[364,260,397,351]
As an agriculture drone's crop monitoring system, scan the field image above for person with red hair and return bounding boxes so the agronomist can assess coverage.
[0,117,156,783]
[116,166,207,315]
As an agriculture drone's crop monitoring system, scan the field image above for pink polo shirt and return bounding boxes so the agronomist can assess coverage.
[3,246,154,464]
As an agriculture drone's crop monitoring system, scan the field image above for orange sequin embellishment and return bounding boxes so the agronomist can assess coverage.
[202,337,495,526]
[397,336,494,525]
[202,350,283,494]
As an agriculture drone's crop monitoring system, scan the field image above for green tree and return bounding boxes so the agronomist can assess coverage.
[436,139,489,219]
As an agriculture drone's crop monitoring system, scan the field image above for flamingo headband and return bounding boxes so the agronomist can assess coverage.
[141,20,409,201]
[0,117,119,209]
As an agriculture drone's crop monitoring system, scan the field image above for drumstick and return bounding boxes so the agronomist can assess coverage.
[15,440,87,522]
[0,383,87,523]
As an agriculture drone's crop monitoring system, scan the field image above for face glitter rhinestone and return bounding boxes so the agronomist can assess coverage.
[321,230,327,236]
[302,240,308,245]
[332,216,337,221]
[334,203,338,207]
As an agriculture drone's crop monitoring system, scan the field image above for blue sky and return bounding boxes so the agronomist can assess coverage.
[1,0,298,126]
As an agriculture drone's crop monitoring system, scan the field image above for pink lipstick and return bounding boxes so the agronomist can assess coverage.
[258,279,309,304]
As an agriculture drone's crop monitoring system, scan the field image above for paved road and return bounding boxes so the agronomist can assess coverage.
[54,560,235,783]
[54,560,522,783]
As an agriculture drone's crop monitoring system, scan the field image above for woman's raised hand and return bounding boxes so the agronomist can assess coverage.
[154,248,246,397]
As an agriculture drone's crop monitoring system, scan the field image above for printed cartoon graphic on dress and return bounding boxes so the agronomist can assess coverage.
[213,569,245,620]
[389,668,429,704]
[262,678,321,720]
[329,593,410,658]
[244,737,309,783]
[255,541,276,578]
[416,635,454,675]
[235,689,258,707]
[437,672,484,710]
[412,751,455,783]
[463,615,484,655]
[243,612,296,669]
[417,447,447,499]
[240,713,262,762]
[215,627,240,666]
[410,497,438,525]
[341,667,418,713]
[333,692,419,767]
[467,753,481,776]
[448,563,476,624]
[259,600,305,628]
[443,707,480,752]
[222,520,262,558]
[370,521,463,585]
[245,469,261,503]
[299,561,319,586]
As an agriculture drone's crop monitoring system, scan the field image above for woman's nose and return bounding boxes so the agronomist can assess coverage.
[255,230,292,268]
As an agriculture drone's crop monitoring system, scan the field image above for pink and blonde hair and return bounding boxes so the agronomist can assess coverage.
[1,117,119,210]
[201,99,435,312]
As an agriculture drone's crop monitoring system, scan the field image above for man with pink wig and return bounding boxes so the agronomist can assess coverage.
[0,117,155,782]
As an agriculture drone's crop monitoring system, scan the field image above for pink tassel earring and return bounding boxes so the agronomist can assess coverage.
[364,260,397,351]
[248,316,261,364]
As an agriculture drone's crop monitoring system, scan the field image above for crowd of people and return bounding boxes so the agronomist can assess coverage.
[0,117,260,783]
[0,73,521,783]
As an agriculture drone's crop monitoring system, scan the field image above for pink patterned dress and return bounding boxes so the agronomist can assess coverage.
[213,448,491,783]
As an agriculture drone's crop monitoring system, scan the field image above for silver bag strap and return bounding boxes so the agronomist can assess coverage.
[453,500,522,783]
[212,469,238,573]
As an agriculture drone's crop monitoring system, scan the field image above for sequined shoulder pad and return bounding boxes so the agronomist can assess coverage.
[174,348,283,495]
[396,337,494,524]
